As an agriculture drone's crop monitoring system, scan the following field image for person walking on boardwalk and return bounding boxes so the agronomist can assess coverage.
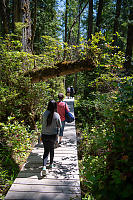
[57,93,70,144]
[41,100,62,176]
[66,87,70,98]
[70,86,74,98]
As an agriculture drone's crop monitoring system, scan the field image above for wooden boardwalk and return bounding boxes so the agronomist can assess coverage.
[5,99,81,200]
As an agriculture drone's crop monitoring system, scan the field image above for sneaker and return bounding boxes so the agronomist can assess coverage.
[59,141,61,144]
[54,142,61,148]
[54,141,58,148]
[41,166,46,176]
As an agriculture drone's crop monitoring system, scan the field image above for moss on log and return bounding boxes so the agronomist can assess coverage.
[25,58,96,83]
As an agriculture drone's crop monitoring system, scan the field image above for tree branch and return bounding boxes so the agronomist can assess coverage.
[68,2,88,44]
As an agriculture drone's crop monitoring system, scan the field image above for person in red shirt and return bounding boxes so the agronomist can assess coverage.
[57,93,70,144]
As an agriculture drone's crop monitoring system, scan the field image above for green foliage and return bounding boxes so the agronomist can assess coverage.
[33,0,61,53]
[14,22,26,36]
[65,32,126,97]
[0,0,132,195]
[0,34,65,198]
[0,117,36,153]
[41,35,64,63]
[71,33,133,200]
[0,35,65,123]
[0,117,37,198]
[75,73,133,199]
[0,167,15,199]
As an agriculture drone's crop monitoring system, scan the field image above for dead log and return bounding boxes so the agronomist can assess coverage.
[24,58,96,83]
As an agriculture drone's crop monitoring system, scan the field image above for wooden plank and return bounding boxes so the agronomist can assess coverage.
[32,147,78,153]
[33,145,77,151]
[24,159,79,165]
[17,172,80,180]
[9,184,81,193]
[22,162,79,168]
[31,150,77,154]
[14,178,80,186]
[26,156,78,163]
[5,191,81,200]
[21,163,79,169]
[27,152,78,157]
[21,166,79,173]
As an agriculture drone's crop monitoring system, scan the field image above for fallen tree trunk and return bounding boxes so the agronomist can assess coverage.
[24,58,96,83]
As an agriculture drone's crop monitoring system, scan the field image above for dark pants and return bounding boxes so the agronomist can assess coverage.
[41,134,57,165]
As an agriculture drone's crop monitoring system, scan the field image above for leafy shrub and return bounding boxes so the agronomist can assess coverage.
[0,117,37,198]
[75,73,133,200]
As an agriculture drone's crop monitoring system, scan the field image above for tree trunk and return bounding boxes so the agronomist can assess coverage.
[74,0,82,94]
[113,0,121,45]
[13,0,22,24]
[21,0,32,53]
[67,1,88,44]
[12,0,21,32]
[0,0,9,34]
[31,0,37,53]
[77,0,81,45]
[63,0,69,60]
[124,6,133,72]
[88,0,93,40]
[24,58,96,83]
[64,0,68,44]
[12,0,32,53]
[85,0,93,97]
[95,0,104,32]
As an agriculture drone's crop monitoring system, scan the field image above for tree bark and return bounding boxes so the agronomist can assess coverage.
[13,0,22,23]
[113,0,121,45]
[0,0,9,34]
[64,0,68,44]
[24,58,96,83]
[96,0,104,32]
[31,0,37,53]
[124,6,133,72]
[85,0,93,97]
[12,0,21,32]
[21,0,32,53]
[63,0,69,60]
[88,0,93,40]
[77,0,81,45]
[74,0,82,94]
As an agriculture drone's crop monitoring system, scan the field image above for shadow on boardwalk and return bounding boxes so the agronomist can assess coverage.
[5,99,81,200]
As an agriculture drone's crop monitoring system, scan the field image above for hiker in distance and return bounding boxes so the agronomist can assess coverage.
[41,100,62,176]
[57,93,70,144]
[70,86,74,98]
[66,87,70,99]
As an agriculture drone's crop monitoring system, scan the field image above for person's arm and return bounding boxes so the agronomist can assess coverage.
[41,111,47,134]
[41,113,45,134]
[57,114,62,128]
[65,103,70,112]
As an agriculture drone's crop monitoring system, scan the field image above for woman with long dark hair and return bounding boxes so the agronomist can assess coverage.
[41,100,62,176]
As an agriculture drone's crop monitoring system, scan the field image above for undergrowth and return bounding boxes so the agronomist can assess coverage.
[75,73,133,200]
[0,118,37,199]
